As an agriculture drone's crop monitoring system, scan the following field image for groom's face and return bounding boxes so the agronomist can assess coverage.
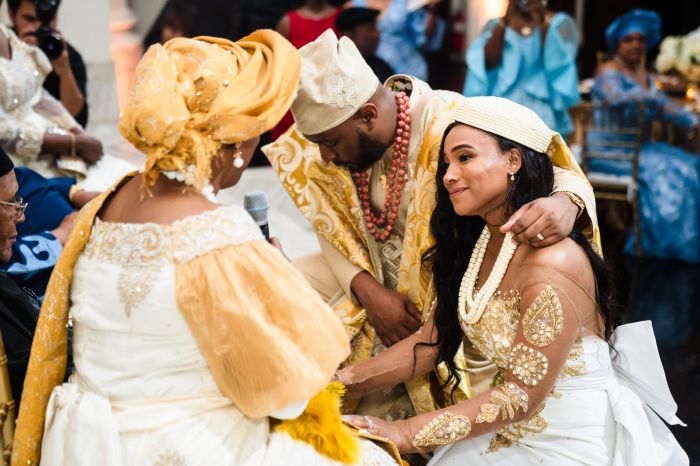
[306,109,391,173]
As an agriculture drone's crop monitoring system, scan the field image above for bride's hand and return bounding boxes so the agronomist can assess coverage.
[342,415,415,454]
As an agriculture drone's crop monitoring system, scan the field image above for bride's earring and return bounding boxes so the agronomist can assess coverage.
[509,172,515,181]
[233,151,244,169]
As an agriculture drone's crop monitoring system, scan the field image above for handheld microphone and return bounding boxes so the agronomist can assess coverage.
[244,191,271,240]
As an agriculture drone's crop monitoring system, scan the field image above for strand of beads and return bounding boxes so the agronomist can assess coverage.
[352,91,411,242]
[458,226,517,327]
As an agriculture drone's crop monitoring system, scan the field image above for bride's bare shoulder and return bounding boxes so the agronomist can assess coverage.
[518,237,593,281]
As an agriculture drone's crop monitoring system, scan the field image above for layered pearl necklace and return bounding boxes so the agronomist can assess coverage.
[458,226,517,326]
[352,91,410,242]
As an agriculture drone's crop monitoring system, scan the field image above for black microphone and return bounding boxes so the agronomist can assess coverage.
[244,191,271,240]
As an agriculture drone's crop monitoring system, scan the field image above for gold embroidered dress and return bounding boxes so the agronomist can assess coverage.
[419,259,687,465]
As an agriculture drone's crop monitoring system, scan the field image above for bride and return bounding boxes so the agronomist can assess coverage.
[342,97,688,465]
[11,31,398,466]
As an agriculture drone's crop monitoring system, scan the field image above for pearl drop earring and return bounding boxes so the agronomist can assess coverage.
[509,173,515,181]
[233,152,244,169]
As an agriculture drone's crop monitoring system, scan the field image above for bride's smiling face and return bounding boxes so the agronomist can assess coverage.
[442,124,520,219]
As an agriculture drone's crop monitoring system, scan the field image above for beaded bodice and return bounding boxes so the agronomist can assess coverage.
[462,289,586,383]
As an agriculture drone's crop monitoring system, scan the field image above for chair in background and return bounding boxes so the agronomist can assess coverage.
[580,101,645,257]
[0,335,14,466]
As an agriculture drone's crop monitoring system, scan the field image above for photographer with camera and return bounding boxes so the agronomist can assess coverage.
[7,0,88,127]
[0,4,103,180]
[463,0,581,137]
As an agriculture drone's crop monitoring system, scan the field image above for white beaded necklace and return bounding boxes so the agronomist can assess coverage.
[458,226,517,326]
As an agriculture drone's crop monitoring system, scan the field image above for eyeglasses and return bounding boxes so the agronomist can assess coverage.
[0,195,28,221]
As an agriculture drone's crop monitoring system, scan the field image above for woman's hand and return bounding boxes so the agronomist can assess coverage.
[50,212,77,245]
[75,134,104,164]
[342,415,416,454]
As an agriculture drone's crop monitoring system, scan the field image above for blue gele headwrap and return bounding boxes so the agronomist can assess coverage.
[605,9,661,51]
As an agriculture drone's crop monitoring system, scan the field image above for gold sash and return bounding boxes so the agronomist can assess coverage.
[11,177,131,466]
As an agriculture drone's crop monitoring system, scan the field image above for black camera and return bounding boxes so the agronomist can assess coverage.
[33,0,64,60]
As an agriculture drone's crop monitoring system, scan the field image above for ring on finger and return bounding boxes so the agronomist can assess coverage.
[536,233,545,241]
[365,416,373,432]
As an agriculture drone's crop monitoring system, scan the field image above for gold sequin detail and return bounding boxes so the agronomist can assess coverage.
[521,286,563,347]
[463,290,520,369]
[476,382,529,424]
[560,338,586,378]
[117,266,159,316]
[82,206,263,316]
[486,404,548,453]
[474,403,500,424]
[412,411,472,448]
[83,206,262,265]
[509,343,549,386]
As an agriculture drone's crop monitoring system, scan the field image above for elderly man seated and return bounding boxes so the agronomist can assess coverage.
[3,165,98,300]
[0,147,42,403]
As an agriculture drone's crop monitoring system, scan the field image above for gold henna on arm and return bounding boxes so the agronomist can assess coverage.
[521,285,563,347]
[475,382,528,424]
[509,343,549,386]
[411,412,472,448]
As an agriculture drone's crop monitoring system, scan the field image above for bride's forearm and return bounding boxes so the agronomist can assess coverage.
[338,325,439,397]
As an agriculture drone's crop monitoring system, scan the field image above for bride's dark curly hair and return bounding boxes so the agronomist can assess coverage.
[420,122,617,400]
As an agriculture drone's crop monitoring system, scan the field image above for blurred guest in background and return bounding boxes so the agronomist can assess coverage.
[348,0,444,82]
[276,0,340,48]
[273,0,341,140]
[7,0,89,127]
[158,0,198,43]
[336,6,394,83]
[591,9,700,263]
[2,166,99,300]
[464,0,580,137]
[0,21,102,179]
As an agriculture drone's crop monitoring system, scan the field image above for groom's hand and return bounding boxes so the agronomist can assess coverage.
[351,271,422,347]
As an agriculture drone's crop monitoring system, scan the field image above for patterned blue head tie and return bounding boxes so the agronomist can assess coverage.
[605,9,661,51]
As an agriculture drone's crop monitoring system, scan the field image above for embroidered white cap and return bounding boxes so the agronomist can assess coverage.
[291,29,381,136]
[453,96,558,153]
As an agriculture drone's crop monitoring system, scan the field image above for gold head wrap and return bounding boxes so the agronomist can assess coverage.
[119,29,300,188]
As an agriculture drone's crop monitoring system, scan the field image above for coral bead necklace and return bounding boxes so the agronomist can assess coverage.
[352,91,411,242]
